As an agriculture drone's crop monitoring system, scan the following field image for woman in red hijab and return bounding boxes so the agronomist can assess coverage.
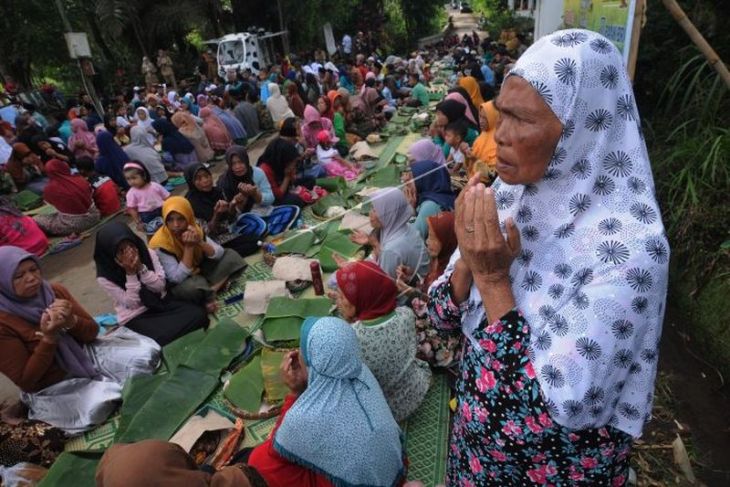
[334,260,431,422]
[397,211,461,369]
[285,83,305,119]
[33,159,100,236]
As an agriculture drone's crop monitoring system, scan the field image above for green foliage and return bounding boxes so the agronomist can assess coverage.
[472,0,530,39]
[636,1,729,293]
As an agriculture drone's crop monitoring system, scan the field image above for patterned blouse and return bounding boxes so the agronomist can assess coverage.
[427,279,633,485]
[352,307,432,423]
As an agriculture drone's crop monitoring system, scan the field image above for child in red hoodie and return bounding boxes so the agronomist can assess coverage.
[75,156,121,217]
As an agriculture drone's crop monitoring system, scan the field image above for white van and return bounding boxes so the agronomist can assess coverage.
[212,30,287,77]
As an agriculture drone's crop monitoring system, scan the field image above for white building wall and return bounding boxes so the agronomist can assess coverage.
[534,0,565,40]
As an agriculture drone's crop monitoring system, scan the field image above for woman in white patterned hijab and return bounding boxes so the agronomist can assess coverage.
[428,29,669,485]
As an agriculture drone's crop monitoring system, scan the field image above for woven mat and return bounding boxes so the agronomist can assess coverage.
[58,118,451,483]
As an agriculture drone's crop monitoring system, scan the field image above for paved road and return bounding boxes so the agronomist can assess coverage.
[446,4,488,39]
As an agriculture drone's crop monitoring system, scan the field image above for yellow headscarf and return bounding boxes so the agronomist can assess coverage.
[470,101,499,172]
[458,76,485,108]
[149,196,205,270]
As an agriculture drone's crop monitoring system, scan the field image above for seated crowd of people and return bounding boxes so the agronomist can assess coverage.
[0,26,669,487]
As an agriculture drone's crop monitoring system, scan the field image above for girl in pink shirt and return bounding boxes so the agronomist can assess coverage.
[124,161,169,233]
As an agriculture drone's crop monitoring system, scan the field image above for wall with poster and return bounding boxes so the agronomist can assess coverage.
[562,0,637,65]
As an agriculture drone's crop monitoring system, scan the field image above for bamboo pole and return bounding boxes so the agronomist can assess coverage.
[661,0,730,88]
[627,0,646,81]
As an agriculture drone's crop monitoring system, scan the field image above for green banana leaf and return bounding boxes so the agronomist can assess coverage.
[162,328,207,371]
[273,229,317,255]
[115,320,248,443]
[114,373,167,441]
[115,365,219,443]
[378,135,405,168]
[315,176,347,193]
[261,349,289,403]
[262,316,304,342]
[368,165,402,188]
[311,193,349,217]
[224,354,264,414]
[183,319,249,375]
[318,232,364,272]
[390,113,410,125]
[262,297,332,342]
[38,451,101,487]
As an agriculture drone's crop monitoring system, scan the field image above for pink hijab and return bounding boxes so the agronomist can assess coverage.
[68,118,98,159]
[301,104,335,149]
[199,107,232,151]
[445,92,478,126]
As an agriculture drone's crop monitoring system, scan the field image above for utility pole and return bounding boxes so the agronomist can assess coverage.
[53,0,105,116]
[276,0,289,55]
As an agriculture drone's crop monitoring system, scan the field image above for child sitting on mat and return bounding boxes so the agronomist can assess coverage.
[316,130,361,181]
[124,161,169,233]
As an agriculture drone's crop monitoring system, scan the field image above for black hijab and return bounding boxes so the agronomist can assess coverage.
[279,117,298,138]
[447,86,480,129]
[438,97,468,122]
[151,119,195,155]
[94,222,155,289]
[217,145,255,203]
[256,137,299,182]
[185,163,225,222]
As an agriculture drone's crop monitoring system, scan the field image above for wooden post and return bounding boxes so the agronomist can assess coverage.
[661,0,730,88]
[627,0,645,81]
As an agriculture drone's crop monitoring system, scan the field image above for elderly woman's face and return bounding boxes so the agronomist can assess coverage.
[494,76,562,185]
[13,259,42,299]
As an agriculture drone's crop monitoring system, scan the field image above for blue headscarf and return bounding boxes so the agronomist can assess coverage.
[95,131,129,189]
[151,119,195,156]
[181,96,199,116]
[274,317,405,487]
[411,160,455,210]
[210,106,247,140]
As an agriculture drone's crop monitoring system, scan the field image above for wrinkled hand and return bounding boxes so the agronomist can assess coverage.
[280,350,307,395]
[40,311,63,339]
[455,174,521,283]
[349,230,369,245]
[49,299,73,322]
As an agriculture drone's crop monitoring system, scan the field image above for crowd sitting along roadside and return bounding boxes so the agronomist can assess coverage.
[0,27,668,487]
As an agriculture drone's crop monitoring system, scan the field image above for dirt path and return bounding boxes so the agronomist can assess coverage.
[649,301,730,485]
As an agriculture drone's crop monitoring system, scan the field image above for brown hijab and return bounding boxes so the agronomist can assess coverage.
[95,440,259,487]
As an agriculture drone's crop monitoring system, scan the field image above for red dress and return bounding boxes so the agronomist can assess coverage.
[248,394,334,487]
